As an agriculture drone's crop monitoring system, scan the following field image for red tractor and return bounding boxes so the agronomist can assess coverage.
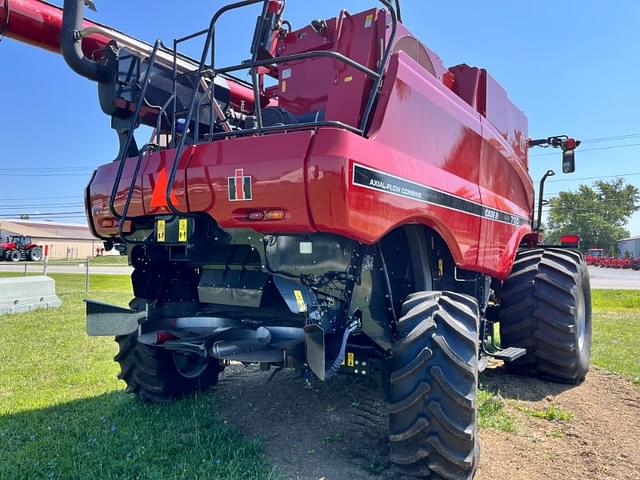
[585,248,605,266]
[2,1,590,478]
[0,235,43,262]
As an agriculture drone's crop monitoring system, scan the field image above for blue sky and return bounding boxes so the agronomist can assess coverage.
[1,1,639,232]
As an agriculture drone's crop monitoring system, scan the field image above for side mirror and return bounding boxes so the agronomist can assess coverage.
[529,135,580,174]
[562,149,576,174]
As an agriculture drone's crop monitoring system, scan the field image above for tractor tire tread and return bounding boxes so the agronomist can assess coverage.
[499,248,591,384]
[388,291,479,479]
[114,333,221,403]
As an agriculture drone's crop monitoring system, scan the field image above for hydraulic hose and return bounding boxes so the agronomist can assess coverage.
[324,318,360,380]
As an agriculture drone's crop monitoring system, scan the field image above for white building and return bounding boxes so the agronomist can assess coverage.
[0,218,105,259]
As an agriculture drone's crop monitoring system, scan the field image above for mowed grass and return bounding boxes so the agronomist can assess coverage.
[592,289,640,311]
[479,288,640,432]
[12,255,129,267]
[591,289,640,385]
[89,255,129,266]
[0,274,277,480]
[1,274,638,475]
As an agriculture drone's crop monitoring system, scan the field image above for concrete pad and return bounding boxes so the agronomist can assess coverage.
[0,276,62,316]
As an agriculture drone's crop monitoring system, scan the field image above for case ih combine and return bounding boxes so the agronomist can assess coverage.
[0,236,43,262]
[2,1,590,477]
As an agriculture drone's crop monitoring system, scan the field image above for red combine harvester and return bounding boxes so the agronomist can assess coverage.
[1,1,590,477]
[0,236,43,262]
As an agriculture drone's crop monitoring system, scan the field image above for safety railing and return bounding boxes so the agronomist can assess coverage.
[163,0,399,215]
[106,0,399,241]
[108,39,162,222]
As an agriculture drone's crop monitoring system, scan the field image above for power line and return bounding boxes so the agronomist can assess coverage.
[0,195,80,201]
[0,203,84,210]
[0,211,86,217]
[530,142,640,157]
[580,133,640,144]
[0,166,93,172]
[0,173,90,177]
[547,172,640,183]
[541,194,640,202]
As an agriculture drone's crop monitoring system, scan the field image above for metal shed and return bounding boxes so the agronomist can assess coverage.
[618,235,640,258]
[0,219,102,259]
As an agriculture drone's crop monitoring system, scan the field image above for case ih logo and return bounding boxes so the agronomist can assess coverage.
[228,169,253,201]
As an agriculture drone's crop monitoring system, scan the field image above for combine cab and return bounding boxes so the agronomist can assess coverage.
[0,236,43,262]
[2,1,591,477]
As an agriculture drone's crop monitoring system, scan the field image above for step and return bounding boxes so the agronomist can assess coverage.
[490,346,527,363]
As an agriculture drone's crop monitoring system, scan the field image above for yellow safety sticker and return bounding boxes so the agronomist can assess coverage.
[178,218,188,242]
[157,219,166,242]
[344,75,353,83]
[347,352,355,367]
[438,258,444,277]
[364,14,374,28]
[293,290,307,312]
[281,80,287,93]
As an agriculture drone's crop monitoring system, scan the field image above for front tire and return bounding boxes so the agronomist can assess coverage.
[8,250,21,262]
[115,334,222,403]
[499,248,592,384]
[387,291,479,479]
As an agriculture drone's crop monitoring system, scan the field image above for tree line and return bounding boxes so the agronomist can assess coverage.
[545,178,640,255]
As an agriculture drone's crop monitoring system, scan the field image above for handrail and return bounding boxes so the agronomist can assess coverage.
[208,120,364,140]
[215,51,380,78]
[165,0,263,215]
[164,0,399,217]
[360,0,397,131]
[155,92,175,145]
[394,0,402,22]
[108,39,161,220]
[249,0,271,132]
[117,143,158,244]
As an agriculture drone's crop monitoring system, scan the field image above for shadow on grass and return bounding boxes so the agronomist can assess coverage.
[0,390,277,480]
[480,366,576,401]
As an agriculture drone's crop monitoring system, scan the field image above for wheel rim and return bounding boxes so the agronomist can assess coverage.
[576,285,587,351]
[172,352,208,379]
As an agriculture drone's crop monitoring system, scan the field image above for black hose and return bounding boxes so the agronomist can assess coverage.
[324,319,360,380]
[61,0,108,81]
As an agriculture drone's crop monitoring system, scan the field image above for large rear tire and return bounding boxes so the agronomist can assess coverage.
[28,247,43,262]
[499,248,591,384]
[115,334,222,403]
[387,291,479,479]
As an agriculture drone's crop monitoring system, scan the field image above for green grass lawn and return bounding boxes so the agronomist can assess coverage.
[1,275,638,478]
[0,274,277,480]
[591,290,640,385]
[13,255,130,267]
[88,255,129,266]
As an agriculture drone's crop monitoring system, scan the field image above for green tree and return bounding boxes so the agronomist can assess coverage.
[546,179,640,254]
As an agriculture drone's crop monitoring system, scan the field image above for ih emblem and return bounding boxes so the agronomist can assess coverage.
[228,169,253,201]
